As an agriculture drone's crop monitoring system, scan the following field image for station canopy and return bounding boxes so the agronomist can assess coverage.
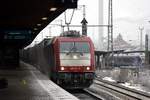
[0,0,78,39]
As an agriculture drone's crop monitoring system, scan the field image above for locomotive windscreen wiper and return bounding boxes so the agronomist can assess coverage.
[66,42,83,56]
[66,42,76,55]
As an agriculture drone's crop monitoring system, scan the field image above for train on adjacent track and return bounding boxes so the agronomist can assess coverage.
[21,30,95,89]
[107,55,142,67]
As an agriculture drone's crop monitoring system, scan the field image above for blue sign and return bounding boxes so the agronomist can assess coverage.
[3,30,32,40]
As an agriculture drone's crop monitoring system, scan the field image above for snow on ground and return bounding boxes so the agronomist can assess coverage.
[102,77,116,82]
[120,82,146,92]
[102,76,149,93]
[96,69,150,94]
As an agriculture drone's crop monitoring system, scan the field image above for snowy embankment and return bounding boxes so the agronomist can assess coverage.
[96,68,150,94]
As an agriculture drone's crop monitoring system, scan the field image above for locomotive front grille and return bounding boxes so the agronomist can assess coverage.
[57,72,94,89]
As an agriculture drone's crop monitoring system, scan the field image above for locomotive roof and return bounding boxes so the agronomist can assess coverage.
[33,36,93,48]
[55,36,91,41]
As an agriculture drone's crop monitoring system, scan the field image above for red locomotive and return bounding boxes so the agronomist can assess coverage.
[22,30,95,89]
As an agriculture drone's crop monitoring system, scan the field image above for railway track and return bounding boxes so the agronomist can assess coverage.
[67,89,102,100]
[93,78,150,100]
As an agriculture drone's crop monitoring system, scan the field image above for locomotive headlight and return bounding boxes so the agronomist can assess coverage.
[73,55,78,59]
[86,67,90,70]
[61,67,65,71]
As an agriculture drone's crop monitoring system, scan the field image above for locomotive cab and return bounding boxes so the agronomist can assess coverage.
[53,31,95,89]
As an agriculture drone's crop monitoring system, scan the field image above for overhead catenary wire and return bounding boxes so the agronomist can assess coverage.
[64,9,75,31]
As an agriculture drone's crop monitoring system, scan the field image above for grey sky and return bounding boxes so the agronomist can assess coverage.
[113,0,150,42]
[32,0,150,47]
[68,0,150,42]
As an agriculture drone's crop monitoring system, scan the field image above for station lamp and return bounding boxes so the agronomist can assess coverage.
[42,17,48,20]
[34,28,38,31]
[37,24,41,26]
[50,7,57,11]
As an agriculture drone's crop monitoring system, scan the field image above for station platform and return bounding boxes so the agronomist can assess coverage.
[0,61,79,100]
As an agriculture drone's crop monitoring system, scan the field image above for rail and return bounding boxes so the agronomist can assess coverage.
[95,78,150,100]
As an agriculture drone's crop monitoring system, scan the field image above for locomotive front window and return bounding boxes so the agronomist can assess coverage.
[60,42,90,53]
[60,42,91,66]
